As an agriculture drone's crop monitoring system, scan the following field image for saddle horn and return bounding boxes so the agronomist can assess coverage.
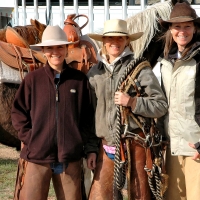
[63,14,89,48]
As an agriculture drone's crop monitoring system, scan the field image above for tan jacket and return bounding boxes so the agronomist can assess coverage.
[158,44,200,156]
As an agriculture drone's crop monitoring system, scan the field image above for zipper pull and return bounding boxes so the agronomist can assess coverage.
[55,85,59,102]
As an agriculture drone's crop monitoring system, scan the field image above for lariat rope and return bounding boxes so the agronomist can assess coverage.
[113,58,148,200]
[113,58,167,200]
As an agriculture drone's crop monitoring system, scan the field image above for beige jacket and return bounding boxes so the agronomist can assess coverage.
[158,46,200,156]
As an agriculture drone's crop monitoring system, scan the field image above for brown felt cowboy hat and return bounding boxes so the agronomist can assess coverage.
[160,2,200,29]
[30,25,78,50]
[87,19,143,42]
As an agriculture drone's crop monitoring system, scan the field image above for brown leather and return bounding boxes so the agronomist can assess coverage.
[63,14,97,74]
[63,14,81,48]
[15,161,52,200]
[128,139,152,200]
[66,40,97,74]
[88,144,114,200]
[63,14,89,48]
[0,40,45,74]
[0,19,46,80]
[52,161,82,200]
[14,160,82,200]
[6,26,30,48]
[13,159,28,200]
[89,139,152,200]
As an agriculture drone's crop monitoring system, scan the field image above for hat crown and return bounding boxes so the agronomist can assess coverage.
[103,19,129,35]
[170,2,197,20]
[42,25,68,43]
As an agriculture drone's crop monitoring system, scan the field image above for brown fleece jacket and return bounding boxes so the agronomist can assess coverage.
[11,62,99,164]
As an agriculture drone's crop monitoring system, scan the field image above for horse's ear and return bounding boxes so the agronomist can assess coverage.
[30,19,35,25]
[30,19,47,32]
[171,0,190,6]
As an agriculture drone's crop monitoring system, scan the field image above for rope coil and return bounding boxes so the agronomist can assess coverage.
[113,58,168,200]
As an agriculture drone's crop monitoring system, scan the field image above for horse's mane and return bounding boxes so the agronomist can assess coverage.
[126,0,172,59]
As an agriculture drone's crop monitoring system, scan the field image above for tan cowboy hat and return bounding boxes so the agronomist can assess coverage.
[30,25,77,49]
[87,19,143,42]
[160,2,200,29]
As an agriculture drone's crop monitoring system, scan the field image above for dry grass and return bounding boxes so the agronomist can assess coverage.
[0,143,56,200]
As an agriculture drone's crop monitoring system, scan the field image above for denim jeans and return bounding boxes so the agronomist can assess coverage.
[50,162,68,174]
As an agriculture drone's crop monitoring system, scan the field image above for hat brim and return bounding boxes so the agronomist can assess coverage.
[30,40,79,51]
[87,32,143,42]
[159,17,200,29]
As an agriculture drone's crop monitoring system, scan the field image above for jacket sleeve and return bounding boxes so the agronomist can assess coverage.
[11,78,32,145]
[79,77,100,156]
[131,66,168,118]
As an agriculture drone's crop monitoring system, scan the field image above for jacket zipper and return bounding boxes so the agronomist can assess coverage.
[108,72,113,130]
[55,77,60,146]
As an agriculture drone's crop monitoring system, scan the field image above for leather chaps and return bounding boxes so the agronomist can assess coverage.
[13,159,82,200]
[88,139,152,200]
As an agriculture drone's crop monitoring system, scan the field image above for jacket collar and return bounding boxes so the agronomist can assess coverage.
[97,47,134,70]
[168,42,200,61]
[44,61,70,80]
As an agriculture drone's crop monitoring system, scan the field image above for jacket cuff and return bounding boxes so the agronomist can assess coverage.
[127,97,137,110]
[194,142,200,154]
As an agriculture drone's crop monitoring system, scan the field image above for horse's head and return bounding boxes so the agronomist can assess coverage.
[30,19,47,43]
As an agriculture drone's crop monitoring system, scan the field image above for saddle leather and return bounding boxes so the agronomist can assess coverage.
[0,19,47,82]
[66,40,97,74]
[0,40,46,74]
[6,26,30,48]
[63,14,97,74]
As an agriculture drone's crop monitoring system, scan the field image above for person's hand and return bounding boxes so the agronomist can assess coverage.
[114,91,130,106]
[87,153,97,170]
[21,142,24,150]
[188,142,200,160]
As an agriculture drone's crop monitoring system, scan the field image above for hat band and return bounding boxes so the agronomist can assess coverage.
[170,16,195,21]
[103,31,128,35]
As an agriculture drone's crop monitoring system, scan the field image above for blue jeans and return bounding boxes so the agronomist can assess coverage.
[50,162,68,174]
[106,152,115,160]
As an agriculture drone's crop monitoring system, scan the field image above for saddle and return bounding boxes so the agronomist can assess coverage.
[63,14,97,74]
[6,26,30,48]
[0,19,46,82]
[0,40,46,81]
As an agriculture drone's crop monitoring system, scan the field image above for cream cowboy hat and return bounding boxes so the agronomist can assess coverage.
[159,2,200,29]
[87,19,143,42]
[30,25,77,49]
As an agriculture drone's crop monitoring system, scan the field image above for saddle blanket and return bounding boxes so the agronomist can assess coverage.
[0,60,27,84]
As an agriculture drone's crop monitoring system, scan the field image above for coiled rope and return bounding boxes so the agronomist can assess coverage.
[113,58,167,200]
[113,57,147,200]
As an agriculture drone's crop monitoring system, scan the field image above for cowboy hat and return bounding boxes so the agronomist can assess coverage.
[30,25,77,49]
[87,19,143,42]
[160,2,200,29]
